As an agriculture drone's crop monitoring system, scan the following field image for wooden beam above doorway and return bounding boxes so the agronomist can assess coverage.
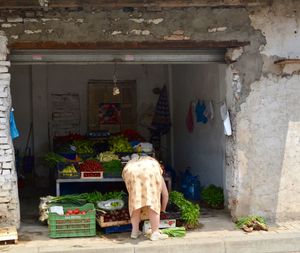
[10,40,250,50]
[0,0,268,9]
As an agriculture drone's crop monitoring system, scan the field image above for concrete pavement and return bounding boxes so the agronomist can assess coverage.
[1,210,300,253]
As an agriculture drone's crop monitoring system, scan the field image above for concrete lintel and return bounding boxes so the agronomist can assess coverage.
[0,0,267,9]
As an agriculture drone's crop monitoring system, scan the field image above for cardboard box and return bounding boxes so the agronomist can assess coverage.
[143,219,176,233]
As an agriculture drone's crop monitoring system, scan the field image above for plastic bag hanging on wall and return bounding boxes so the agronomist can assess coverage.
[220,102,232,136]
[10,108,19,139]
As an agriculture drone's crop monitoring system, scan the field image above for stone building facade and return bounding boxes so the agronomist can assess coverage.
[0,33,20,228]
[0,0,299,227]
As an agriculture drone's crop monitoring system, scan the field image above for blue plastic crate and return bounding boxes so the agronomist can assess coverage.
[103,224,132,234]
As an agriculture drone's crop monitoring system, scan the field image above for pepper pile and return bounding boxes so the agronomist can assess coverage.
[79,160,104,172]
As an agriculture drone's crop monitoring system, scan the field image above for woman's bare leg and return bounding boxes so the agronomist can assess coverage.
[131,208,141,233]
[149,208,160,233]
[161,178,169,212]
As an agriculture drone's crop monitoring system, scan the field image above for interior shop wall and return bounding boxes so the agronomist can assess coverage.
[171,64,226,188]
[10,64,166,182]
[47,64,166,137]
[10,65,33,157]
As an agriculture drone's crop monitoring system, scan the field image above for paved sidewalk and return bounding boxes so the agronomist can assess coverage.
[1,210,300,253]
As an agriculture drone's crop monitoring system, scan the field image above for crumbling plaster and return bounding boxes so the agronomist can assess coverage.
[232,0,300,221]
[0,0,299,225]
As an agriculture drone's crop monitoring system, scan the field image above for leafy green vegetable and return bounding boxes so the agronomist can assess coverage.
[236,215,267,229]
[44,152,66,167]
[73,140,94,154]
[201,184,224,208]
[161,227,186,237]
[102,160,122,177]
[102,191,126,201]
[169,191,200,228]
[51,191,126,207]
[51,194,86,205]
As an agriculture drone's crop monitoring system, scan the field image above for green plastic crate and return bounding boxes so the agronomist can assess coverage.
[48,203,96,238]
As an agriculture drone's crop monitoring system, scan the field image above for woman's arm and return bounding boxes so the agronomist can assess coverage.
[161,177,169,212]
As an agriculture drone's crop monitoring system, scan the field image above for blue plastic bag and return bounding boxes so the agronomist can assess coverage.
[10,110,19,139]
[181,168,201,201]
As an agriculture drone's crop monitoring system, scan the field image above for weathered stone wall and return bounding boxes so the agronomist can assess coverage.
[231,1,300,222]
[0,0,299,224]
[0,31,20,228]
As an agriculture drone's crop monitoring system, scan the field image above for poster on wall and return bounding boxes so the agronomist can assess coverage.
[99,103,121,125]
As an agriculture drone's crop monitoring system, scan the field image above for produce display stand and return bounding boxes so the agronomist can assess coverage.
[56,176,172,196]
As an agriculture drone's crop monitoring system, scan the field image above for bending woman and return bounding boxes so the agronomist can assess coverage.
[122,155,169,241]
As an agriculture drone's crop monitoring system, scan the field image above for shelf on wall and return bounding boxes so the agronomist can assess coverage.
[274,59,300,65]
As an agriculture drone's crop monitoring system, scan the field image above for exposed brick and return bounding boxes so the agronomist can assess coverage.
[0,118,7,124]
[173,30,185,35]
[0,196,11,203]
[24,18,38,23]
[25,11,36,18]
[7,17,23,23]
[0,155,13,162]
[111,31,122,35]
[0,203,8,209]
[24,29,42,34]
[0,145,12,149]
[1,23,12,28]
[0,190,9,197]
[0,80,9,86]
[129,18,144,23]
[1,183,12,190]
[163,34,190,40]
[10,35,19,40]
[0,61,10,67]
[5,149,12,154]
[0,91,7,97]
[0,73,10,81]
[208,26,227,32]
[147,18,164,24]
[0,130,7,136]
[2,162,12,169]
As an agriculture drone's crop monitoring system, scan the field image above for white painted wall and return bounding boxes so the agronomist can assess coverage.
[171,64,226,188]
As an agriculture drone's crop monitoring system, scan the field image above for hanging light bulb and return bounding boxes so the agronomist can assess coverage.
[112,63,120,96]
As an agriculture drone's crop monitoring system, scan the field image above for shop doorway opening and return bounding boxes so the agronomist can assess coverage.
[9,48,230,232]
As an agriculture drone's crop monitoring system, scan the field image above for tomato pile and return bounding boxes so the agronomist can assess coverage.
[65,208,86,216]
[54,133,85,144]
[79,160,104,172]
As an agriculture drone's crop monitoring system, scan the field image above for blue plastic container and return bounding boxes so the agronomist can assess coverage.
[181,169,201,201]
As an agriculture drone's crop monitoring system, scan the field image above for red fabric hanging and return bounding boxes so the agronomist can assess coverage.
[185,102,194,133]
